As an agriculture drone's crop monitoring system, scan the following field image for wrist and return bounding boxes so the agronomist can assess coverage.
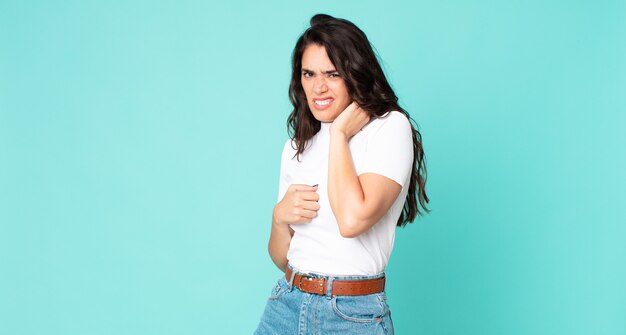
[330,127,349,140]
[272,205,287,227]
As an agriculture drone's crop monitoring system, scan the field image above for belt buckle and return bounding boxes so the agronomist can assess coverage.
[298,273,326,295]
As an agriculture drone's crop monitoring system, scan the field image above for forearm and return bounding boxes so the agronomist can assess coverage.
[328,131,366,237]
[267,210,293,273]
[267,184,319,272]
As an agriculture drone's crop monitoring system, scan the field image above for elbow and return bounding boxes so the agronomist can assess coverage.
[336,216,370,238]
[269,249,288,273]
[339,228,360,238]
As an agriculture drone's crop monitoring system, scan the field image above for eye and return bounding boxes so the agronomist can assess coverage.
[328,72,340,78]
[302,71,313,78]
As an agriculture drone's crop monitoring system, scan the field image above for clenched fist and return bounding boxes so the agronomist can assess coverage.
[273,184,320,226]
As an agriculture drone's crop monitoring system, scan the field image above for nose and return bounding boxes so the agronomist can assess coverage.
[313,76,328,94]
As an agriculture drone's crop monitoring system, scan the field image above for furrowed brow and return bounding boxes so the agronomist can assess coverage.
[301,68,338,74]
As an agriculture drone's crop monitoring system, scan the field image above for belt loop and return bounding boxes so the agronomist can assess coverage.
[325,276,334,299]
[287,265,296,291]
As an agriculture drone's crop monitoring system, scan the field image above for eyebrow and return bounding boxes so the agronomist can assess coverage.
[302,68,339,74]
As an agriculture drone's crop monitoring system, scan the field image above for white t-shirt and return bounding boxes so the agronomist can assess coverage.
[278,111,413,276]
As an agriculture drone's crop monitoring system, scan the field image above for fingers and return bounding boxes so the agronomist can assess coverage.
[289,184,318,193]
[288,184,319,201]
[295,208,318,220]
[346,101,359,113]
[299,199,321,211]
[340,101,360,117]
[353,105,370,125]
[298,191,320,201]
[278,184,321,225]
[287,206,318,224]
[331,102,370,138]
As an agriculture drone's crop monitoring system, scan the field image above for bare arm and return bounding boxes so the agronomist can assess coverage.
[268,212,293,273]
[328,103,402,238]
[268,184,320,272]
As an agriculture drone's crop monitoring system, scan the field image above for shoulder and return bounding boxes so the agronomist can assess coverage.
[366,111,412,135]
[280,138,297,161]
[282,138,294,150]
[282,138,296,154]
[380,110,411,126]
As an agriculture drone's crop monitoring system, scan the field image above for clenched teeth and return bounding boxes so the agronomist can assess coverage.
[315,99,332,106]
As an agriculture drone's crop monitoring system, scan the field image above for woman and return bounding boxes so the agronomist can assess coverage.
[255,14,428,335]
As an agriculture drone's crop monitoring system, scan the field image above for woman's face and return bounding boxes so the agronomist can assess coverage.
[301,44,352,123]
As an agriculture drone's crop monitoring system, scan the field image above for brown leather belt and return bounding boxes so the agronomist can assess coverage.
[285,267,385,296]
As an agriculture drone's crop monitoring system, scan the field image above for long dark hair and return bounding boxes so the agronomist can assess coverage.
[287,14,429,226]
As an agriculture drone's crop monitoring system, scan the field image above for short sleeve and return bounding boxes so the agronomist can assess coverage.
[277,139,293,202]
[359,112,414,188]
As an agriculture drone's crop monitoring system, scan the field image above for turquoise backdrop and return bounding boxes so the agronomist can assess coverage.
[1,1,625,334]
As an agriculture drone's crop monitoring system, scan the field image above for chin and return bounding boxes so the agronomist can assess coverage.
[309,108,339,123]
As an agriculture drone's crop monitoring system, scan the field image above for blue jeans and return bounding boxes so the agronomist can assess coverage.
[254,269,394,335]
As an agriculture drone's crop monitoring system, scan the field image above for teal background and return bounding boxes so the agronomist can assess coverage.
[1,0,625,334]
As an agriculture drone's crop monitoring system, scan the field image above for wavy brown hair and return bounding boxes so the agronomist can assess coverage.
[287,14,429,225]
